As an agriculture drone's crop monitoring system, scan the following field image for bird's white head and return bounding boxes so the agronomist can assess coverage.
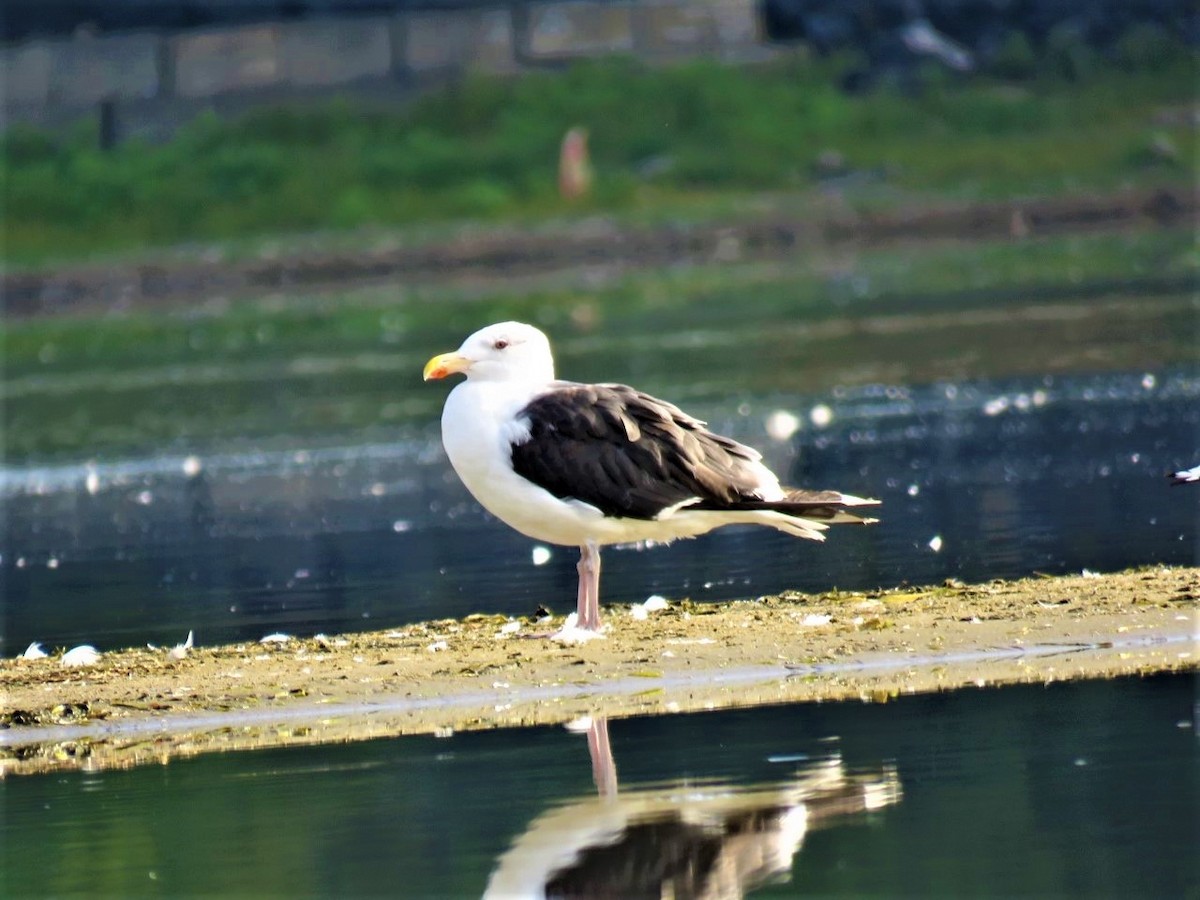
[423,321,556,385]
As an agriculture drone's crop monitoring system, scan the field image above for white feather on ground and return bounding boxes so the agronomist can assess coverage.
[61,645,101,667]
[19,642,48,660]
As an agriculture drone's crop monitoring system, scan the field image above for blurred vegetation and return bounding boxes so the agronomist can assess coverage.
[4,229,1194,462]
[1,44,1195,266]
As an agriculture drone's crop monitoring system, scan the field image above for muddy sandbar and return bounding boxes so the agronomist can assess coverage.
[2,567,1195,777]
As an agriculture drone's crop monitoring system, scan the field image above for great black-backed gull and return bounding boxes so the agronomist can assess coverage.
[423,322,879,632]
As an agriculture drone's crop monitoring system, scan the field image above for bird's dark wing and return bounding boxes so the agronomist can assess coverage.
[510,383,770,520]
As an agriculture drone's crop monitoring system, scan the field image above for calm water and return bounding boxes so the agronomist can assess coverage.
[2,673,1196,897]
[3,365,1197,653]
[3,260,1199,896]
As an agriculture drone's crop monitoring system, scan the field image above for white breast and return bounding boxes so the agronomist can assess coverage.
[440,381,603,546]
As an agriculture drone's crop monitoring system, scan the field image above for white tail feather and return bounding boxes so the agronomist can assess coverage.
[836,493,882,507]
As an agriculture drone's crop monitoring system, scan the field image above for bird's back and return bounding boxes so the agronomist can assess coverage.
[511,382,783,521]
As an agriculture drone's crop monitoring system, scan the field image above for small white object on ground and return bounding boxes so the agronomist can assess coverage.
[550,613,605,645]
[61,645,101,667]
[19,642,48,660]
[495,620,522,638]
[800,613,833,627]
[426,640,449,652]
[259,633,291,644]
[629,595,670,620]
[169,630,195,660]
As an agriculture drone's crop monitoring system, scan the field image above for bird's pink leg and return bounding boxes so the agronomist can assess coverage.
[576,541,603,631]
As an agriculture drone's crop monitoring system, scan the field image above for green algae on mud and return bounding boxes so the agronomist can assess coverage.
[2,567,1195,777]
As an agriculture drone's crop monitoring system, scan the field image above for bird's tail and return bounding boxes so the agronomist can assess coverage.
[778,489,881,524]
[717,489,881,523]
[692,489,880,541]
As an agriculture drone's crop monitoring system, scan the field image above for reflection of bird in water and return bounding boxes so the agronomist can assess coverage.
[424,322,879,633]
[484,717,902,899]
[1168,465,1199,485]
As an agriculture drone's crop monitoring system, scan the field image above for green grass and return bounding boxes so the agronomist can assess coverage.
[1,47,1195,266]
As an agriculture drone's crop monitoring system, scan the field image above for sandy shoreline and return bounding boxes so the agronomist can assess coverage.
[2,567,1196,777]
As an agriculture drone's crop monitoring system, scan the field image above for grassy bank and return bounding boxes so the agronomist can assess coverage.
[2,46,1194,266]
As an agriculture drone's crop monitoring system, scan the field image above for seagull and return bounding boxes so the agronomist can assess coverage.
[424,322,879,632]
[1169,464,1200,485]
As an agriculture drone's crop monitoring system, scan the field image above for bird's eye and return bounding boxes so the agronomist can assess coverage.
[493,338,509,350]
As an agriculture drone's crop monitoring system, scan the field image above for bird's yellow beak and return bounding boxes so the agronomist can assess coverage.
[423,352,472,381]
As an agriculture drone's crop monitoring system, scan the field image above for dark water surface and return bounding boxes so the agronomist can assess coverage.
[3,365,1197,653]
[2,673,1195,897]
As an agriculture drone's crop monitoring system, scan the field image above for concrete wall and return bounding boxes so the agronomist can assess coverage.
[0,1,766,130]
